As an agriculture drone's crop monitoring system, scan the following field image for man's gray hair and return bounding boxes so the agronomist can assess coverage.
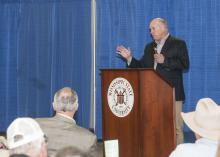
[53,87,78,112]
[154,17,168,28]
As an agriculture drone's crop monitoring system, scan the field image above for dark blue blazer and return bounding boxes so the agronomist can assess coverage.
[129,35,189,101]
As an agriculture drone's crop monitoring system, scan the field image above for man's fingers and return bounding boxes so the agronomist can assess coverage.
[117,45,125,51]
[154,54,159,59]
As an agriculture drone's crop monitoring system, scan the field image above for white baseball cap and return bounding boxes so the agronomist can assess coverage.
[7,117,44,149]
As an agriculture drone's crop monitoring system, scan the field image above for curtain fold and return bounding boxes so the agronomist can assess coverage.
[0,0,92,131]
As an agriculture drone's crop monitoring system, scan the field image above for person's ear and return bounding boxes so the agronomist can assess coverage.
[40,141,48,157]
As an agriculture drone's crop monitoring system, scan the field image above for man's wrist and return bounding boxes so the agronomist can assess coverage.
[127,56,132,65]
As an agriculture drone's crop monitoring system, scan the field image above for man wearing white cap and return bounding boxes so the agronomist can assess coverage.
[7,117,47,157]
[169,98,220,157]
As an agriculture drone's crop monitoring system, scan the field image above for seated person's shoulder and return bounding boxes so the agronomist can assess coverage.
[35,117,55,123]
[169,143,195,157]
[35,117,58,129]
[170,142,216,157]
[75,125,97,139]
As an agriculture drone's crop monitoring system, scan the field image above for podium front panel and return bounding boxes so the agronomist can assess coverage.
[101,69,175,157]
[101,70,140,157]
[139,70,176,157]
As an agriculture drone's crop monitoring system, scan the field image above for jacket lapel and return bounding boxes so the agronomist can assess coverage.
[161,35,172,55]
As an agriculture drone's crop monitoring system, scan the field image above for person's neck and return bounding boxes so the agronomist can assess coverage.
[155,33,169,44]
[56,111,74,119]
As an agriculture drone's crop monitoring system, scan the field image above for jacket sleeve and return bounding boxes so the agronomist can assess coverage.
[128,44,153,68]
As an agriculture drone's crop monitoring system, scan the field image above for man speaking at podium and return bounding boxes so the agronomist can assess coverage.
[116,17,190,144]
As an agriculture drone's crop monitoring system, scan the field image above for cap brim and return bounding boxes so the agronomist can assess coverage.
[181,112,220,141]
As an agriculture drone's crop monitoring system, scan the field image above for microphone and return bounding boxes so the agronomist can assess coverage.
[154,47,158,54]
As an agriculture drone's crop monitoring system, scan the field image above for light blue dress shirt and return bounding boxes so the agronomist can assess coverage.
[169,138,219,157]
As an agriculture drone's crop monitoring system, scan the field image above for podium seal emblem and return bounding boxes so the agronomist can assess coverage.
[107,77,134,117]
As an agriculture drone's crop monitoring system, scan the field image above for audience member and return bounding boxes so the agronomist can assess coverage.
[56,146,88,157]
[36,87,98,157]
[7,117,47,157]
[169,98,220,157]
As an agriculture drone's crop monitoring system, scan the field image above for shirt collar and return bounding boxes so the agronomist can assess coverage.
[57,113,76,124]
[155,33,169,45]
[196,137,219,145]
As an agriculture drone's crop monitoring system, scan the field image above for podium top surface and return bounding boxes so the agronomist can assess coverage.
[100,68,173,87]
[100,68,153,71]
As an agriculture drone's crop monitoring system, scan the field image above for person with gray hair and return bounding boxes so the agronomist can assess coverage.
[53,87,79,113]
[117,17,190,144]
[36,87,97,157]
[7,118,47,157]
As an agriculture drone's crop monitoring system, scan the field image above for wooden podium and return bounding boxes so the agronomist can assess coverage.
[101,69,176,157]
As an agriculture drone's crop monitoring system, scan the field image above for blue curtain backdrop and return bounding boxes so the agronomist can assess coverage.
[0,0,92,131]
[96,0,220,138]
[1,0,220,139]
